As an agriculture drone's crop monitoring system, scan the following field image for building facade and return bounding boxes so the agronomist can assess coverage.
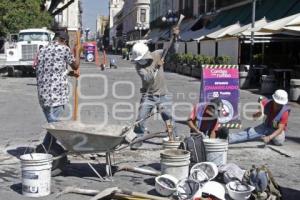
[96,16,109,38]
[110,0,150,50]
[53,0,82,48]
[123,0,150,41]
[109,0,125,46]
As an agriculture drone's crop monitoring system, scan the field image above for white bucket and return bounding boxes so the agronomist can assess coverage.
[162,138,181,150]
[20,153,53,197]
[160,149,190,180]
[203,139,228,166]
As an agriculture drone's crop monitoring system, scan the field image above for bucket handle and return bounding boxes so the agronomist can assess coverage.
[23,141,48,158]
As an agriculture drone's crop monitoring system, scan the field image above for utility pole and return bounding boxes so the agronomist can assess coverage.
[250,0,256,69]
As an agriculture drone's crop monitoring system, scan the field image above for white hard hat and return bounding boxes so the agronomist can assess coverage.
[176,179,200,200]
[272,89,288,105]
[190,162,218,182]
[155,174,178,197]
[131,42,149,61]
[201,181,225,200]
[226,181,255,200]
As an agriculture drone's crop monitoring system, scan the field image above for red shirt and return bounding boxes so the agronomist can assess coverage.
[261,99,289,127]
[189,104,219,133]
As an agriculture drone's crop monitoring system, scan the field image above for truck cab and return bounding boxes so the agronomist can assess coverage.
[5,28,54,76]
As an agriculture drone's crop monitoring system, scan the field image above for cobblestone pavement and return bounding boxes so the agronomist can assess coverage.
[0,56,299,199]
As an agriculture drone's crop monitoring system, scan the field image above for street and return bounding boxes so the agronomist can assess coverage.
[0,56,299,199]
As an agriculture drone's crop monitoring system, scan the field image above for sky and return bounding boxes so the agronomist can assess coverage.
[82,0,109,34]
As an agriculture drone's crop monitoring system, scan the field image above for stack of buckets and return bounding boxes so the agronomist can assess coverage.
[20,153,53,197]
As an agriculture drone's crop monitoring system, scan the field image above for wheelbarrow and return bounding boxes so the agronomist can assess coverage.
[42,110,168,180]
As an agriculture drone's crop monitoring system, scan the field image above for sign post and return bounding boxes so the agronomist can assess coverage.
[200,65,241,129]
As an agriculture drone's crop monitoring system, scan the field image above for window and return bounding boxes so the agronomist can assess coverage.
[140,9,146,22]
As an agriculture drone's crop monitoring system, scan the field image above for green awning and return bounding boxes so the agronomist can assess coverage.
[207,3,252,29]
[286,0,300,16]
[206,0,300,31]
[264,0,299,20]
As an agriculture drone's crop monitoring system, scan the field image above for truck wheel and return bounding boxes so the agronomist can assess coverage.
[7,67,15,77]
[35,143,68,176]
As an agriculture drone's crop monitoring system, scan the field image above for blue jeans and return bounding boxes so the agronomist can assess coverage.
[134,94,177,136]
[228,123,285,145]
[42,105,65,149]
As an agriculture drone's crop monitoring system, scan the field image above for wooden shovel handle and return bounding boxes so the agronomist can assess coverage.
[72,30,81,121]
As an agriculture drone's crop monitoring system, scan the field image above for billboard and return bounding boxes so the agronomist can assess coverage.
[200,65,241,129]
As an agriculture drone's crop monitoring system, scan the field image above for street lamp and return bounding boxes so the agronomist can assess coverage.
[85,28,90,41]
[161,10,178,38]
[134,23,148,40]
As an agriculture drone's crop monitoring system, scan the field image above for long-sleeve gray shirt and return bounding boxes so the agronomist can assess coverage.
[136,50,166,95]
[135,43,178,96]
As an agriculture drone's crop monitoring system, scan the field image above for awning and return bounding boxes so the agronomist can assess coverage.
[203,23,241,40]
[255,13,300,33]
[145,28,169,43]
[160,18,197,41]
[181,26,221,41]
[220,18,270,37]
[207,3,252,29]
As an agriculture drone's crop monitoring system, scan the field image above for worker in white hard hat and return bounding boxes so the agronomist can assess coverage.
[130,27,180,150]
[229,89,290,146]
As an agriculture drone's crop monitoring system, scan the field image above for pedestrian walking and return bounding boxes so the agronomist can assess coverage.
[228,89,290,146]
[35,31,80,163]
[130,27,179,150]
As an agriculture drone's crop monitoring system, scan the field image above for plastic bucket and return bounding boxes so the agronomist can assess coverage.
[239,71,250,89]
[290,79,300,102]
[162,137,181,150]
[161,149,190,180]
[20,153,53,197]
[203,139,228,166]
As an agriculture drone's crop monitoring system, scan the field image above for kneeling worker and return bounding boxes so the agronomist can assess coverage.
[228,89,290,146]
[188,97,228,139]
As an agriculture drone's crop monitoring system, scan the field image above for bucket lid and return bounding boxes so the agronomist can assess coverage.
[20,153,53,161]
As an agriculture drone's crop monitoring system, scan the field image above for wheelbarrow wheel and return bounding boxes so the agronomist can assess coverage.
[35,143,68,176]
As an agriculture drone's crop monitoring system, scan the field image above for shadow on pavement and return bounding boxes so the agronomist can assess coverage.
[10,183,22,195]
[7,147,35,159]
[281,187,300,200]
[62,162,107,178]
[286,136,300,144]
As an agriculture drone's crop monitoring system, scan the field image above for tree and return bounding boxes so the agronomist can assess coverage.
[0,0,53,37]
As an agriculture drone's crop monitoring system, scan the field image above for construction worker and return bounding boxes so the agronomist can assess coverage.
[130,27,179,150]
[35,31,80,174]
[229,89,290,146]
[188,97,229,139]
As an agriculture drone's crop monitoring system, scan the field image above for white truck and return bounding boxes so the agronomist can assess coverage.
[5,28,55,76]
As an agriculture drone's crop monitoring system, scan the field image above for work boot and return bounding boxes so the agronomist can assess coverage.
[130,135,143,150]
[130,141,143,150]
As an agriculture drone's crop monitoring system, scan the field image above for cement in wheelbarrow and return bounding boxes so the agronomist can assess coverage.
[44,121,125,154]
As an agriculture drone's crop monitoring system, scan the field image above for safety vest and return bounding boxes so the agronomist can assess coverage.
[196,103,218,135]
[263,99,290,130]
